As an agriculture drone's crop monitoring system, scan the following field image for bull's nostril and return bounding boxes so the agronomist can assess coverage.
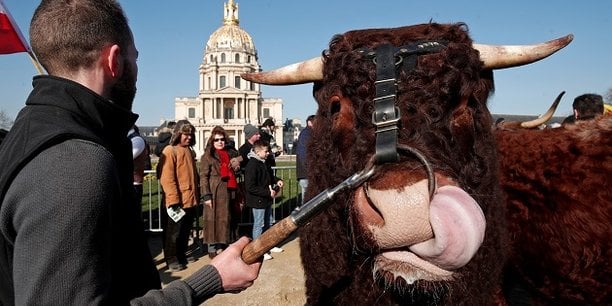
[363,182,383,218]
[354,185,385,226]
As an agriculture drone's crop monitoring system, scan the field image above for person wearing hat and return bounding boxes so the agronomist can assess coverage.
[158,120,200,271]
[238,124,261,170]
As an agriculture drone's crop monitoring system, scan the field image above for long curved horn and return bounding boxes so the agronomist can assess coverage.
[475,34,573,69]
[498,91,565,130]
[242,34,574,85]
[519,91,565,128]
[241,57,323,85]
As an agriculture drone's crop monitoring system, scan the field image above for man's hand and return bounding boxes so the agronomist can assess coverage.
[210,237,262,293]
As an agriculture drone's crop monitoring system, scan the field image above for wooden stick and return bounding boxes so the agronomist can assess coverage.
[241,217,298,264]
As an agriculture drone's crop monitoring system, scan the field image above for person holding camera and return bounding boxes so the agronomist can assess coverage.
[244,140,284,260]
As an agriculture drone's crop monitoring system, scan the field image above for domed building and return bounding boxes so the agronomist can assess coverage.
[174,0,283,157]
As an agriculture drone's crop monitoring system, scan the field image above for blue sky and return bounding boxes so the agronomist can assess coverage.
[1,1,611,127]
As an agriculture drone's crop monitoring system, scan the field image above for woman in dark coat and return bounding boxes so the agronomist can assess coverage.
[200,126,239,258]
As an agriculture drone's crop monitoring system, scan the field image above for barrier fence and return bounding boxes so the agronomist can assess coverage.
[141,166,301,235]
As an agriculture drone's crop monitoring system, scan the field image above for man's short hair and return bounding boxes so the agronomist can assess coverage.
[572,93,604,121]
[30,0,131,74]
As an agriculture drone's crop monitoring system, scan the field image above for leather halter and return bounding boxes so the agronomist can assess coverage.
[347,41,445,256]
[358,41,446,164]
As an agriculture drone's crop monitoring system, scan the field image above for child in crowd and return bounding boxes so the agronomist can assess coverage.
[244,140,283,260]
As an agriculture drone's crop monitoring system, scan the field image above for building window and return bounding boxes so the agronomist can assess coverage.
[188,108,195,118]
[235,53,240,63]
[250,82,254,91]
[234,76,241,89]
[221,53,226,63]
[224,100,235,120]
[207,77,211,89]
[219,76,226,88]
[224,107,234,120]
[263,108,270,118]
[210,55,214,62]
[247,55,251,63]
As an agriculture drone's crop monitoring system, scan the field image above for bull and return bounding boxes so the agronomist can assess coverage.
[242,22,572,305]
[495,115,611,304]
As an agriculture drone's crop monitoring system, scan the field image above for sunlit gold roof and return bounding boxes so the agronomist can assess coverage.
[205,0,255,52]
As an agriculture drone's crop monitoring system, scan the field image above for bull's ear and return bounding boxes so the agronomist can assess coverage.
[451,96,473,129]
[450,96,476,152]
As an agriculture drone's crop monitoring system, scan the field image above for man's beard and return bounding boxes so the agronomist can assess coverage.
[110,59,137,110]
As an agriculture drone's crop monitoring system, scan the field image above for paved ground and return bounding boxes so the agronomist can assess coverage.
[149,233,306,305]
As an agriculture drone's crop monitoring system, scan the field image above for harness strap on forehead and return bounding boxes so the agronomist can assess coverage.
[360,41,447,165]
[372,44,400,164]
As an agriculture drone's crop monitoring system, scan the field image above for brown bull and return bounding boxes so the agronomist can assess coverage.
[496,116,611,305]
[243,22,572,305]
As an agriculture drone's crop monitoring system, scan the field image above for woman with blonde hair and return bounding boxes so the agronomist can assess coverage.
[200,126,240,258]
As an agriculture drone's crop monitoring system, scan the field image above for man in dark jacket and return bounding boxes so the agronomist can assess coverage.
[0,0,259,304]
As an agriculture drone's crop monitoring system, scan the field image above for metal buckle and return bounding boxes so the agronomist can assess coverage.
[371,106,401,133]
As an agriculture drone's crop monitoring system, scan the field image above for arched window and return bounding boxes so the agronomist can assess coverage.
[220,53,226,63]
[235,53,240,63]
[219,76,226,88]
[247,55,251,63]
[210,55,214,62]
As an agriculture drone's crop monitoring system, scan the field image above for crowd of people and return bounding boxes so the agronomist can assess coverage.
[153,115,314,264]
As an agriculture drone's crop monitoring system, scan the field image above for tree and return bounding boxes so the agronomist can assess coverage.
[0,110,14,130]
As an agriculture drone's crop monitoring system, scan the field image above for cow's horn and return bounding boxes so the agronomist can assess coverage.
[476,34,573,69]
[241,57,324,85]
[241,34,573,85]
[499,91,565,130]
[519,91,565,128]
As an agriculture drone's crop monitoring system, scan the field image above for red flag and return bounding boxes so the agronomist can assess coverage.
[0,0,30,54]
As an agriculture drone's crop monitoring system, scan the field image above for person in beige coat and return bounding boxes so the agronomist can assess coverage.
[159,120,200,272]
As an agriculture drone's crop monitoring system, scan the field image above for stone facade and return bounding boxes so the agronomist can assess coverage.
[174,0,283,157]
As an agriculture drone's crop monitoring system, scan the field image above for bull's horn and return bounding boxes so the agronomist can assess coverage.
[241,57,324,85]
[519,91,565,128]
[242,34,573,85]
[499,91,565,130]
[476,34,574,69]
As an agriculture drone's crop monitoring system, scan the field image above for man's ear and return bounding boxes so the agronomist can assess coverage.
[104,44,123,79]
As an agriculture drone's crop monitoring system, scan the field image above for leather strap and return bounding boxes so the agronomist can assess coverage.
[359,41,447,165]
[372,44,400,164]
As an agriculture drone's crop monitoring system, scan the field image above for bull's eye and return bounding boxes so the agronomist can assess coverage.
[330,95,341,116]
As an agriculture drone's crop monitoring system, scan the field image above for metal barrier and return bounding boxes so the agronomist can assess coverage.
[142,170,163,232]
[141,166,301,233]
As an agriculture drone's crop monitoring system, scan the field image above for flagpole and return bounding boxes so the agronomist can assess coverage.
[27,51,45,75]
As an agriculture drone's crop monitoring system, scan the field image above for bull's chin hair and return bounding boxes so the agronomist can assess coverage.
[374,274,449,306]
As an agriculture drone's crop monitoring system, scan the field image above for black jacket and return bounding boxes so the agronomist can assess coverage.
[0,76,160,304]
[244,157,274,209]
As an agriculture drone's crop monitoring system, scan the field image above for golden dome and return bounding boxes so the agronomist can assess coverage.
[205,0,255,53]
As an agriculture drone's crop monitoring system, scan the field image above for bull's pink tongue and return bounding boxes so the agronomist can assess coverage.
[409,185,486,270]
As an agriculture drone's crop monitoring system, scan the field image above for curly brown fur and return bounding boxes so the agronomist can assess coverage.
[299,23,507,305]
[497,117,612,305]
